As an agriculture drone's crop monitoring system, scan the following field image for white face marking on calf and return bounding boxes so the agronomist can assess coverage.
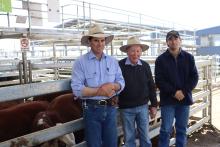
[37,118,44,125]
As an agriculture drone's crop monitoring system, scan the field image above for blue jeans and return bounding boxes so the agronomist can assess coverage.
[159,105,190,147]
[120,104,152,147]
[83,103,117,147]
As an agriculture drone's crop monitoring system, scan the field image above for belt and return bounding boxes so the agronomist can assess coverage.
[86,99,109,105]
[81,96,118,106]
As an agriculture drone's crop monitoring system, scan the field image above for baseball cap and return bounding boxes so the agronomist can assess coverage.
[166,30,180,41]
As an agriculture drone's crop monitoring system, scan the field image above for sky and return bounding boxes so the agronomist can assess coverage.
[79,0,220,30]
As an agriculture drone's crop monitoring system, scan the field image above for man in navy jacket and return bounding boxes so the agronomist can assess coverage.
[155,30,198,147]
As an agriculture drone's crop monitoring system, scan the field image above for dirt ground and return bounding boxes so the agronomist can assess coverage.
[186,89,220,147]
[187,123,220,147]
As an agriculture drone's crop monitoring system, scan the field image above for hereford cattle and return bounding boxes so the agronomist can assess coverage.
[32,93,84,144]
[0,91,71,110]
[33,91,72,102]
[47,93,82,122]
[32,111,63,132]
[32,118,76,147]
[0,99,24,110]
[0,101,49,142]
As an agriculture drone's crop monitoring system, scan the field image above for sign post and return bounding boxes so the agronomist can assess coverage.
[20,37,29,84]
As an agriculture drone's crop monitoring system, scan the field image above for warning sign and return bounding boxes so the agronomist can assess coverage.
[20,37,29,51]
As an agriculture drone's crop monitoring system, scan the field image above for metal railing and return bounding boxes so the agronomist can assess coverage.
[0,0,197,59]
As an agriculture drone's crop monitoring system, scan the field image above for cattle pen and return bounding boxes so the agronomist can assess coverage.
[0,57,213,147]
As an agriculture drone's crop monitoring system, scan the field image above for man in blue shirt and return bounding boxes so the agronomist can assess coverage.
[71,23,125,147]
[155,30,199,147]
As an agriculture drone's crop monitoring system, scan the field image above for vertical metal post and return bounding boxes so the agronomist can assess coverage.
[53,43,56,58]
[83,2,86,34]
[158,42,161,55]
[193,29,196,55]
[139,13,142,36]
[127,15,130,33]
[28,60,32,83]
[7,13,10,27]
[64,45,67,56]
[53,43,58,80]
[202,66,207,118]
[31,44,35,57]
[111,42,113,56]
[18,61,23,84]
[61,5,64,29]
[208,61,212,124]
[89,3,91,25]
[22,51,28,84]
[77,5,79,31]
[27,0,31,36]
[139,13,142,25]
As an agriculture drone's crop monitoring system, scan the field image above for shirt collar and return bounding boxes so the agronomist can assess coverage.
[88,50,107,60]
[125,57,142,66]
[166,48,183,57]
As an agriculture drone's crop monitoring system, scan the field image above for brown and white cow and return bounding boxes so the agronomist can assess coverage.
[32,93,84,144]
[0,101,49,142]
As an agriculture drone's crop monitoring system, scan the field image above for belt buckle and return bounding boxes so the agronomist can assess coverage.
[98,99,107,105]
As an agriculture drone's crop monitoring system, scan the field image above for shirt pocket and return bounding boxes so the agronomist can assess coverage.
[85,71,97,87]
[105,67,116,83]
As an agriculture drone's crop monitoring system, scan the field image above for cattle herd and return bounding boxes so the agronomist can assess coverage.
[0,92,161,147]
[0,92,84,147]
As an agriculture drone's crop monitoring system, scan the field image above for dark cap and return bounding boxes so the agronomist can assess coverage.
[166,30,180,41]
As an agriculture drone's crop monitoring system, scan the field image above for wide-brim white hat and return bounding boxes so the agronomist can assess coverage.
[81,23,114,46]
[119,36,149,53]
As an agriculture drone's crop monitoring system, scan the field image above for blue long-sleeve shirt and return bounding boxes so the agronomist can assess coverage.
[155,49,199,106]
[71,50,125,100]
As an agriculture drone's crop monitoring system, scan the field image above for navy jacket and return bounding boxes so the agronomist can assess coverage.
[155,49,199,106]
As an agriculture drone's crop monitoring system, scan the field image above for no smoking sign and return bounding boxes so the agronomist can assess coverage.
[20,37,29,51]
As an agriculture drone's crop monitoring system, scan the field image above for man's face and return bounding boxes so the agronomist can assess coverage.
[89,37,105,55]
[127,45,142,64]
[166,36,182,51]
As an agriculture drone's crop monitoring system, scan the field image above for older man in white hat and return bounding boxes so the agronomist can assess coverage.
[118,36,158,147]
[71,23,125,147]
